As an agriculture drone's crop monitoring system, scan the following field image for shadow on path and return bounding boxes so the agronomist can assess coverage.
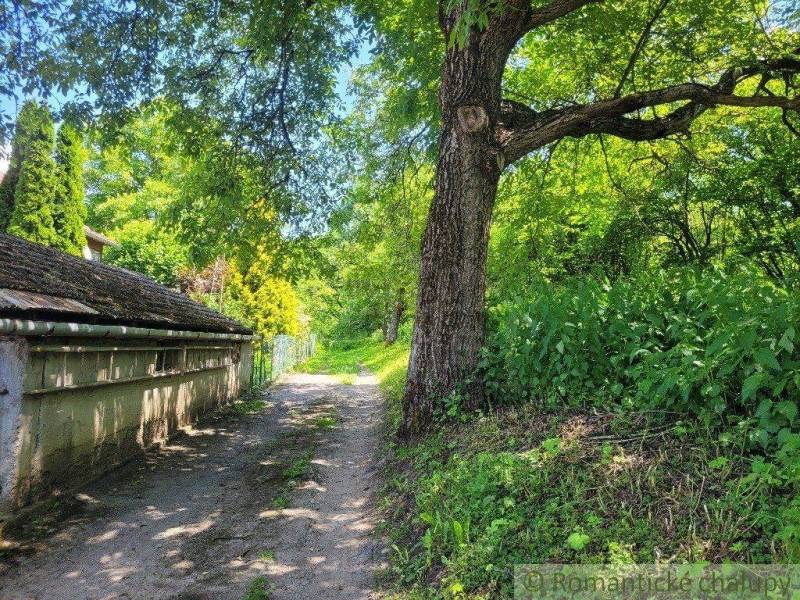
[0,373,386,600]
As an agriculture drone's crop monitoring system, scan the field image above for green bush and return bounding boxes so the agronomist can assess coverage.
[52,123,87,256]
[105,220,189,286]
[478,266,800,572]
[482,266,800,438]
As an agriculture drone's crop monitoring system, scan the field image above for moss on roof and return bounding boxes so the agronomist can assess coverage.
[0,233,251,334]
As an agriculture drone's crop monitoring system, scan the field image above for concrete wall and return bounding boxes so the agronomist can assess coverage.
[0,334,252,512]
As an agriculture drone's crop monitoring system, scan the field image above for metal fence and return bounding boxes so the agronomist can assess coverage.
[250,337,272,388]
[250,333,317,388]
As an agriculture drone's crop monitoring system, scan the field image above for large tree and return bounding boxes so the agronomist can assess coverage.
[397,0,799,434]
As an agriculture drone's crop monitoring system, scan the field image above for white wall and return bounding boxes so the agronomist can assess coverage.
[0,337,27,515]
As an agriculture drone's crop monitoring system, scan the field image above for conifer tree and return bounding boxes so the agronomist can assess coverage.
[0,143,20,231]
[0,101,43,231]
[7,102,58,246]
[52,123,87,255]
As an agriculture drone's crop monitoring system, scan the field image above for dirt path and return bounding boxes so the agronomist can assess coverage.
[0,373,386,600]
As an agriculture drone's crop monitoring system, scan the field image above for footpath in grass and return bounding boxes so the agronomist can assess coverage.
[301,338,409,408]
[306,338,798,600]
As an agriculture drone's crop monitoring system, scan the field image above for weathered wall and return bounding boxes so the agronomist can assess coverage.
[0,335,252,511]
[0,337,27,508]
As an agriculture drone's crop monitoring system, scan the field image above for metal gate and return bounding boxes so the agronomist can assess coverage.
[250,337,272,388]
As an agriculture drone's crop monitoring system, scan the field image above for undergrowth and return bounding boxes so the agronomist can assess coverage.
[309,333,800,600]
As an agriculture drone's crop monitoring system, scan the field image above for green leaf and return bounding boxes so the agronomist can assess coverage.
[708,456,729,469]
[778,328,795,352]
[754,348,781,371]
[742,373,764,401]
[777,401,798,424]
[567,532,591,551]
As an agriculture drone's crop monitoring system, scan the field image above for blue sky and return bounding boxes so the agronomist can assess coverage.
[0,35,372,176]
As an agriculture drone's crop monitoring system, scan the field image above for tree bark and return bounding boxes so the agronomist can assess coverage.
[399,18,509,436]
[384,289,406,344]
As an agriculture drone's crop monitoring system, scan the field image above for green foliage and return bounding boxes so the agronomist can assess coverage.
[3,0,357,230]
[0,100,57,231]
[302,338,410,415]
[444,0,506,48]
[482,267,799,430]
[3,102,87,257]
[306,167,431,339]
[242,576,271,600]
[567,532,591,551]
[197,255,301,339]
[7,101,58,246]
[384,406,800,598]
[282,453,312,481]
[3,6,798,597]
[52,123,87,256]
[105,221,189,287]
[366,261,800,599]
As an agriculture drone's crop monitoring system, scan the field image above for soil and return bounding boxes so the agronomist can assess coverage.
[0,373,386,600]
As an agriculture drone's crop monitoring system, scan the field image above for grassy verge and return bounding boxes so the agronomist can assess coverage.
[300,339,409,414]
[305,338,797,599]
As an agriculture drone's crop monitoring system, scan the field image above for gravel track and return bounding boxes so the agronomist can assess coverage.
[0,373,386,600]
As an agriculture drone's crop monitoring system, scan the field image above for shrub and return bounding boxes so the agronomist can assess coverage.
[481,266,800,440]
[52,123,87,256]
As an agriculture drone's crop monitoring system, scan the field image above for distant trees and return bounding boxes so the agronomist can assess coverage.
[1,100,86,255]
[181,254,301,338]
[307,168,431,343]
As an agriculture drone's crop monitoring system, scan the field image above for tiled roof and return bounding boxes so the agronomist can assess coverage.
[0,233,251,334]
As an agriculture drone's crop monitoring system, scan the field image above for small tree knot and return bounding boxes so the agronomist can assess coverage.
[457,105,489,133]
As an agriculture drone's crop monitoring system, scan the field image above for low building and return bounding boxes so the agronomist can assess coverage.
[0,234,253,512]
[83,225,117,262]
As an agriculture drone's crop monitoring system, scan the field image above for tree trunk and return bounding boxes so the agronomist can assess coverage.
[384,289,406,344]
[400,30,507,436]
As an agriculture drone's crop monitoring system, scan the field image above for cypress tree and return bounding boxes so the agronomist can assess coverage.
[53,123,87,255]
[0,101,44,231]
[0,144,20,231]
[7,102,58,246]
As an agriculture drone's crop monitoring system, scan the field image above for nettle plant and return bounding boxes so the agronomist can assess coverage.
[481,265,800,556]
[481,266,800,441]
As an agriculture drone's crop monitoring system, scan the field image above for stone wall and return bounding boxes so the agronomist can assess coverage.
[0,334,252,512]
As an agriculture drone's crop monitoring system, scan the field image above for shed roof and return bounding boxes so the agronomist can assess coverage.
[0,233,251,335]
[83,225,117,247]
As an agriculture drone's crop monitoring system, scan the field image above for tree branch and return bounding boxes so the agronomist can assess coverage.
[527,0,604,29]
[614,0,670,98]
[499,56,800,163]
